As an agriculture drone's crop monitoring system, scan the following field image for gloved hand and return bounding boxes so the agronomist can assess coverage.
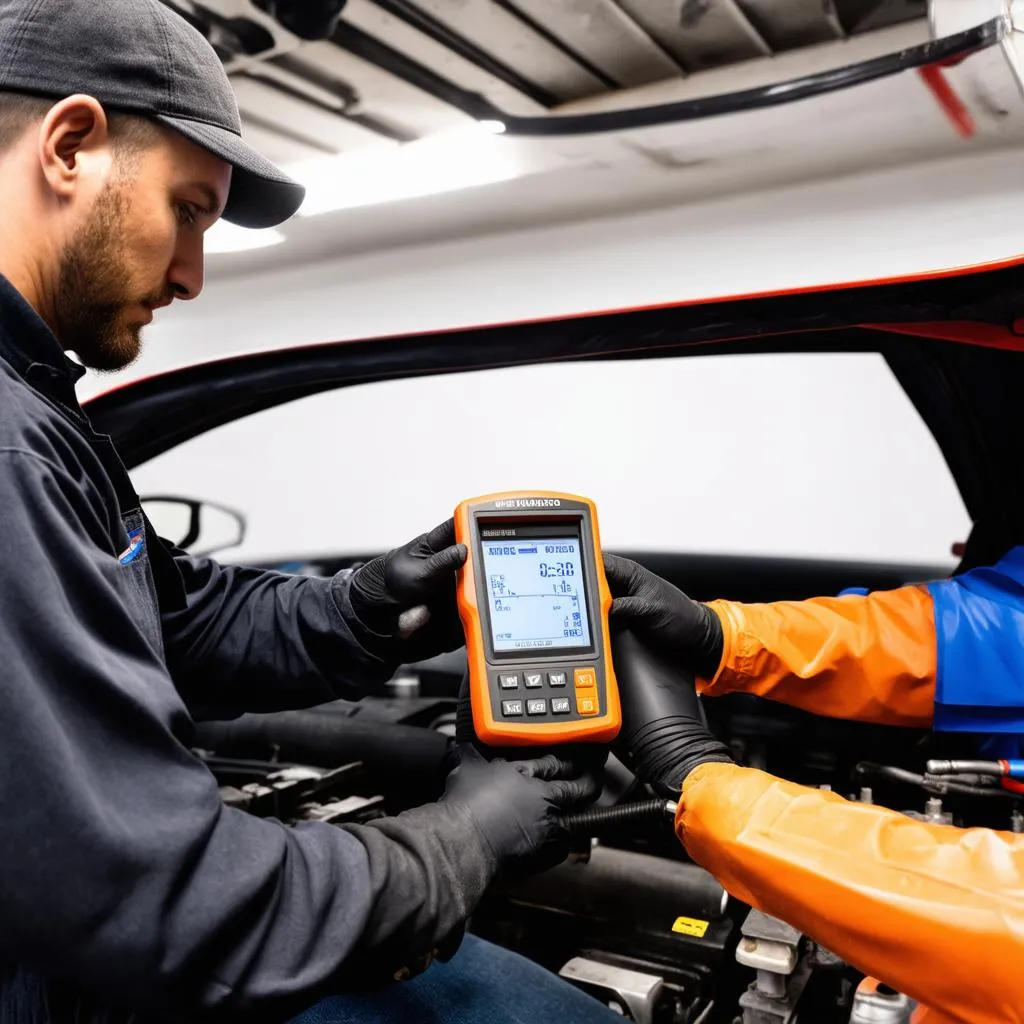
[611,629,732,798]
[339,743,600,982]
[348,519,467,661]
[604,554,724,679]
[444,744,598,875]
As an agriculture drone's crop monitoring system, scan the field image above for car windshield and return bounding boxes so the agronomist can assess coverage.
[129,351,969,566]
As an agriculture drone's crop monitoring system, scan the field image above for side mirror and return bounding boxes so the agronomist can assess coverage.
[141,495,247,556]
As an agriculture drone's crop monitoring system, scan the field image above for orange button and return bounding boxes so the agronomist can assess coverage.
[576,694,598,716]
[574,668,596,689]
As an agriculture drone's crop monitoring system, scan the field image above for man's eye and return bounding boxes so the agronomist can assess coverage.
[176,203,197,226]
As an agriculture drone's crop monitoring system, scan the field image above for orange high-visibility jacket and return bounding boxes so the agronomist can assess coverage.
[676,559,1024,1024]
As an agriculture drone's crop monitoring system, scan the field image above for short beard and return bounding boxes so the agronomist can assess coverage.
[54,182,143,373]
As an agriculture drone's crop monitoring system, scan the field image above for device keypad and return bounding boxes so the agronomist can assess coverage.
[496,667,602,720]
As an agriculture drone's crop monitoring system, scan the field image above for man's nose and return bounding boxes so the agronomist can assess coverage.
[169,237,206,301]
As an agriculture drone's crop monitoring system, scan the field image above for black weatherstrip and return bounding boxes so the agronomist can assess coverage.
[85,262,1024,473]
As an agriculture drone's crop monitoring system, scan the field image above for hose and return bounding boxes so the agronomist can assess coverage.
[564,798,676,835]
[193,710,451,806]
[493,844,729,921]
[926,759,1005,777]
[927,759,1024,783]
[856,762,1018,799]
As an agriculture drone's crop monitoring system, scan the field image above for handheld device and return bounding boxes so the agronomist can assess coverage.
[455,491,620,746]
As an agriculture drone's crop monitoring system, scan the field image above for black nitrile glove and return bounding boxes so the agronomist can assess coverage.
[445,744,599,875]
[338,744,600,983]
[611,630,732,798]
[604,554,724,679]
[348,519,467,662]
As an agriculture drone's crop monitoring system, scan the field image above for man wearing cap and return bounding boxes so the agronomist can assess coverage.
[0,1,618,1022]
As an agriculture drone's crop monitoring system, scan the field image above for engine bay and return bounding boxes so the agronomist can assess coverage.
[192,647,1021,1024]
[194,549,1020,1023]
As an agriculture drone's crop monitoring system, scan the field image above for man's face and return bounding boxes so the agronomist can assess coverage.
[54,127,230,372]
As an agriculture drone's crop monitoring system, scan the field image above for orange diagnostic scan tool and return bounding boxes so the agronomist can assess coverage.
[455,491,621,747]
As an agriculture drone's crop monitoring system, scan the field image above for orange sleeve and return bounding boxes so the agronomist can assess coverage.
[701,587,936,727]
[678,763,1024,1024]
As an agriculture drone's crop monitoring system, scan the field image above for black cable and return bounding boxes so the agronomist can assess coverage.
[362,0,559,109]
[856,762,1018,800]
[490,0,620,91]
[332,16,1004,138]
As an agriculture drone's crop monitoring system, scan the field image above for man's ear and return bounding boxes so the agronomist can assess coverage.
[37,94,112,201]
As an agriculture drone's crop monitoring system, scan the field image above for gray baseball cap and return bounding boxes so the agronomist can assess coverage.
[0,0,305,228]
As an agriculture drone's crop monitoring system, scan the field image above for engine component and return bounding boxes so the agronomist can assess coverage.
[736,910,811,1024]
[926,758,1024,796]
[903,796,953,826]
[297,794,385,824]
[564,798,677,836]
[559,958,665,1024]
[856,761,1016,800]
[193,707,450,807]
[203,754,384,824]
[925,797,952,826]
[494,844,728,923]
[474,843,734,1021]
[849,979,916,1023]
[926,758,1024,778]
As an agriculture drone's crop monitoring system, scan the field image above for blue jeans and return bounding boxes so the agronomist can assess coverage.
[291,935,620,1024]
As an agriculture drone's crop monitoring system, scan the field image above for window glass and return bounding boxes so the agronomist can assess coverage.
[130,353,969,566]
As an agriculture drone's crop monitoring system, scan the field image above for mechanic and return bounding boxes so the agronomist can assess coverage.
[604,553,1024,1024]
[0,2,618,1022]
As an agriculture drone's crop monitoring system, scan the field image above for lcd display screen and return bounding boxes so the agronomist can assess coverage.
[481,535,592,653]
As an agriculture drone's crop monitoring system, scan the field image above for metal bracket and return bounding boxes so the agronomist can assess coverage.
[851,980,917,1023]
[738,959,812,1024]
[737,910,807,1024]
[558,957,664,1024]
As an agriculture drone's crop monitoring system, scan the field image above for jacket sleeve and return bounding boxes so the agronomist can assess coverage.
[678,762,1024,1024]
[161,552,397,717]
[927,547,1024,733]
[700,587,937,727]
[0,448,428,1021]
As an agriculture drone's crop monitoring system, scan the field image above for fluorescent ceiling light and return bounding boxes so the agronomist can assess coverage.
[206,222,287,255]
[287,121,523,218]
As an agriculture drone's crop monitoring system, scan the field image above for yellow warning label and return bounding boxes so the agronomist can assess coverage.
[671,916,709,938]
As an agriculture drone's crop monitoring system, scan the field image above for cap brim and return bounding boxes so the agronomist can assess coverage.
[157,114,305,229]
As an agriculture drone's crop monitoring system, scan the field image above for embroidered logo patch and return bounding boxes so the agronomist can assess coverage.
[119,528,146,564]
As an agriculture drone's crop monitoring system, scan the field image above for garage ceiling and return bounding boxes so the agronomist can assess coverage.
[155,0,1024,275]
[163,0,928,166]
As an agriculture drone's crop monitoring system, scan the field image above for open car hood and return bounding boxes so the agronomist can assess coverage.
[85,261,1024,569]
